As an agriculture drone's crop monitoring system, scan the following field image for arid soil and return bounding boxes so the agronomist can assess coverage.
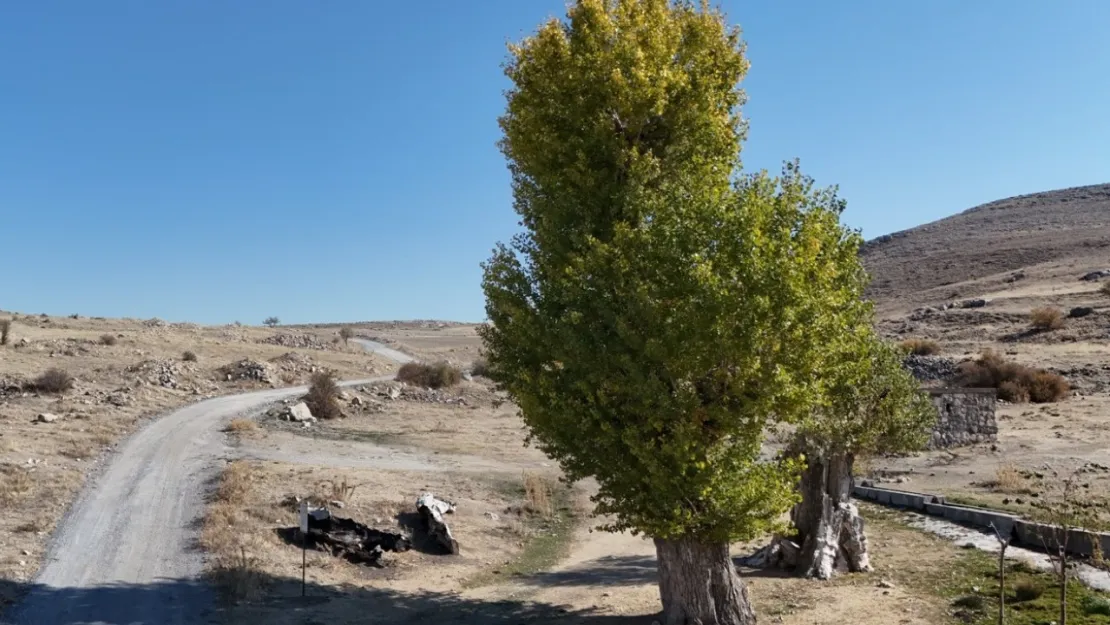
[0,313,387,607]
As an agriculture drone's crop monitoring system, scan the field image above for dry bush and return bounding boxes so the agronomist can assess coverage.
[470,357,490,377]
[1013,580,1045,602]
[182,350,198,362]
[957,350,1069,403]
[59,439,96,460]
[304,371,342,420]
[396,361,462,389]
[321,476,357,504]
[0,319,10,346]
[0,465,33,505]
[224,419,257,433]
[991,463,1029,494]
[99,334,118,346]
[33,368,75,394]
[209,547,264,603]
[339,326,354,344]
[1100,282,1110,297]
[280,372,297,386]
[900,338,940,356]
[1030,306,1065,330]
[522,471,554,518]
[1027,370,1070,403]
[215,461,255,505]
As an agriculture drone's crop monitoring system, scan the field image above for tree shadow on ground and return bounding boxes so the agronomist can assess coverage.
[519,555,658,587]
[0,572,660,625]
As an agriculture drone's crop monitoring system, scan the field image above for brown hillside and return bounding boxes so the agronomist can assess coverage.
[861,183,1110,312]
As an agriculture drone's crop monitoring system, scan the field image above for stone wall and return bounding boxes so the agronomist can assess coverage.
[926,388,997,449]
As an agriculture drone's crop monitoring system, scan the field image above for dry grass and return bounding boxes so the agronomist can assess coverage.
[202,461,263,601]
[1030,306,1065,330]
[32,367,75,394]
[215,460,255,505]
[304,370,342,420]
[900,338,941,356]
[209,546,264,603]
[320,476,357,504]
[224,419,258,433]
[396,361,462,389]
[522,471,554,518]
[0,465,34,505]
[990,463,1029,494]
[957,349,1070,403]
[99,333,118,346]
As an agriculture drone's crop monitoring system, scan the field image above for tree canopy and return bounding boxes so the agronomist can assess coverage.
[481,0,880,545]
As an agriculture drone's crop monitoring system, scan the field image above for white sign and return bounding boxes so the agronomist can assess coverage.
[299,500,309,534]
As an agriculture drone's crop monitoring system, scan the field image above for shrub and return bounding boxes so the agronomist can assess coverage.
[1101,281,1110,297]
[522,471,554,518]
[1027,370,1070,403]
[899,338,940,356]
[263,316,280,327]
[33,368,74,394]
[224,419,256,433]
[339,326,354,345]
[470,358,490,377]
[99,334,118,346]
[0,319,9,346]
[957,350,1069,403]
[396,361,463,389]
[182,350,198,362]
[1013,580,1045,602]
[304,371,342,420]
[952,595,985,610]
[997,380,1029,403]
[1029,306,1064,330]
[992,463,1028,494]
[1082,595,1110,616]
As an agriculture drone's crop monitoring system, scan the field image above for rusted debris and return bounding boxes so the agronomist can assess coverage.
[417,493,459,555]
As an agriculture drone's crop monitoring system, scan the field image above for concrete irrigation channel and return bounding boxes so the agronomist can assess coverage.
[854,482,1110,591]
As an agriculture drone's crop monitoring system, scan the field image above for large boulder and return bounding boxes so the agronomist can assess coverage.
[284,402,316,423]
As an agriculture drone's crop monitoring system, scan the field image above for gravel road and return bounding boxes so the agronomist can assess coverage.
[5,341,406,625]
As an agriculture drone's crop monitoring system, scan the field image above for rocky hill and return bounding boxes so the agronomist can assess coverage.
[861,183,1110,315]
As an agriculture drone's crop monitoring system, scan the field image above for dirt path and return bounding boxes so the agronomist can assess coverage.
[4,338,415,624]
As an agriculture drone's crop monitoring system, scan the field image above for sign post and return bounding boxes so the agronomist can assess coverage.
[299,500,308,597]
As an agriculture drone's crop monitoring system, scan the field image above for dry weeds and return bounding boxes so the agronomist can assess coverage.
[32,368,74,394]
[0,465,33,505]
[396,361,462,389]
[1030,306,1065,330]
[900,338,941,356]
[522,471,554,518]
[957,349,1069,403]
[990,463,1029,494]
[225,419,258,433]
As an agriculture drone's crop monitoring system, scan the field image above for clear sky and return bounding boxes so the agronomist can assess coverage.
[2,1,1107,324]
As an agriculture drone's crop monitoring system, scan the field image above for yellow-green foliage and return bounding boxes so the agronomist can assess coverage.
[481,0,877,544]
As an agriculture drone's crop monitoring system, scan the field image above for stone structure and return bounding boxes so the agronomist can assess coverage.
[926,387,997,449]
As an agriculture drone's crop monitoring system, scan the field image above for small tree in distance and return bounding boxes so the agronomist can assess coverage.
[263,316,280,328]
[339,326,354,345]
[481,2,879,622]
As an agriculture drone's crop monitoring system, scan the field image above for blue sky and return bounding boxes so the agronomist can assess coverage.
[2,1,1107,324]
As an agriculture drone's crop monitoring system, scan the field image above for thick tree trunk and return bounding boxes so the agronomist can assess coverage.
[655,537,756,625]
[791,453,872,579]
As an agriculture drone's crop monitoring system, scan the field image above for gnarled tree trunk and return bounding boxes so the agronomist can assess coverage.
[791,452,871,579]
[655,537,756,625]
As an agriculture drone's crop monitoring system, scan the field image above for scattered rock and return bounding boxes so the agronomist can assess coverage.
[282,402,316,423]
[258,333,332,350]
[1004,271,1026,283]
[959,298,988,309]
[36,413,59,423]
[877,580,895,589]
[1080,270,1110,281]
[903,354,960,383]
[1069,306,1095,319]
[219,359,277,385]
[485,512,500,522]
[350,396,363,407]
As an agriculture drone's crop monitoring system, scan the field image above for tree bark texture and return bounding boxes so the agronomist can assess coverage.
[791,453,872,579]
[654,537,756,625]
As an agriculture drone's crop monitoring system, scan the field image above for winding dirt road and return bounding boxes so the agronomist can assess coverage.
[5,342,405,625]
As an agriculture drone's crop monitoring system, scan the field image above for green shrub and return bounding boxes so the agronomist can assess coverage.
[1082,594,1110,616]
[304,371,342,420]
[33,368,74,394]
[1013,580,1044,602]
[263,316,280,327]
[396,361,463,389]
[99,334,118,346]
